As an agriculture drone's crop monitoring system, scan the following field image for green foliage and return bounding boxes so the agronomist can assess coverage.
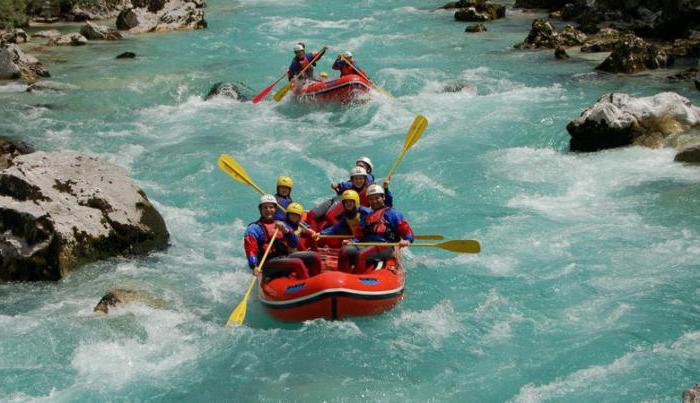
[0,0,27,29]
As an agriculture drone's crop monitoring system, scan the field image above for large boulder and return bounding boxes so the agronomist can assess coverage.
[204,82,247,101]
[567,92,700,152]
[596,34,672,73]
[0,151,169,282]
[558,25,587,46]
[48,33,88,46]
[0,137,34,170]
[31,30,61,40]
[515,18,558,48]
[79,21,122,40]
[580,27,623,52]
[0,43,50,82]
[1,29,29,44]
[68,0,132,21]
[116,0,207,33]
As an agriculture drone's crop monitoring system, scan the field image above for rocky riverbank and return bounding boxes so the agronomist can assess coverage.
[0,138,169,282]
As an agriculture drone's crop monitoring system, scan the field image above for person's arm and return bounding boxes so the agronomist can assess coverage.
[332,58,343,70]
[320,220,347,236]
[384,186,393,208]
[277,221,299,249]
[243,226,261,269]
[387,210,414,243]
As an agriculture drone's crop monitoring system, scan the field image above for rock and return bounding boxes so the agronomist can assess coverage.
[555,46,570,59]
[667,67,698,81]
[596,34,672,73]
[0,43,50,82]
[67,0,132,21]
[1,29,29,44]
[675,145,700,163]
[558,25,587,46]
[455,7,488,22]
[116,0,207,33]
[696,73,700,91]
[0,137,34,170]
[567,92,700,152]
[668,38,700,58]
[514,0,567,10]
[684,383,700,402]
[465,23,487,33]
[0,151,169,282]
[515,18,558,49]
[26,80,77,92]
[441,82,476,94]
[561,0,589,20]
[48,33,88,46]
[79,21,122,40]
[580,27,623,52]
[94,288,166,314]
[549,10,562,19]
[440,0,485,9]
[205,82,246,101]
[31,30,61,40]
[116,51,136,59]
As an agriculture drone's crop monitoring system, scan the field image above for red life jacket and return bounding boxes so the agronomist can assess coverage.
[297,54,314,79]
[357,187,369,207]
[257,220,288,257]
[363,207,396,241]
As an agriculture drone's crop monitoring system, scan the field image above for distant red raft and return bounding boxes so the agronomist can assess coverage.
[258,248,404,322]
[292,74,372,104]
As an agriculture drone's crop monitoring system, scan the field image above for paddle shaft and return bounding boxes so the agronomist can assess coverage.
[340,55,392,98]
[320,234,444,240]
[252,72,287,104]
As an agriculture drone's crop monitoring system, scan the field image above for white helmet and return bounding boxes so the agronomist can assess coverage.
[343,51,353,58]
[349,166,367,178]
[356,156,373,172]
[293,43,304,52]
[259,194,277,207]
[367,184,384,197]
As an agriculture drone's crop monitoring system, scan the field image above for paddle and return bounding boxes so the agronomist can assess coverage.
[225,228,280,327]
[351,239,480,254]
[385,115,428,182]
[273,46,328,102]
[252,71,287,104]
[217,154,266,195]
[319,234,444,240]
[340,54,393,99]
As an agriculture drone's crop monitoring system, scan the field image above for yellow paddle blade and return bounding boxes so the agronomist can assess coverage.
[273,82,291,102]
[432,240,480,254]
[225,275,257,327]
[217,154,250,185]
[405,115,428,150]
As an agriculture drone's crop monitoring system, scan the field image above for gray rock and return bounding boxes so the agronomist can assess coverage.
[0,43,50,82]
[580,27,623,52]
[117,0,207,33]
[116,51,136,59]
[596,34,672,73]
[67,0,132,21]
[667,67,698,81]
[80,21,122,40]
[0,151,169,282]
[31,30,61,40]
[514,0,567,9]
[48,33,88,46]
[558,25,587,46]
[453,2,505,21]
[567,92,700,152]
[684,383,700,402]
[94,288,167,314]
[0,137,34,170]
[1,29,29,44]
[555,46,570,59]
[205,82,247,101]
[515,18,558,49]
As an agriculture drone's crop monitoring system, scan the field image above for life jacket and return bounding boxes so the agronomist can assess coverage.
[295,54,314,79]
[363,207,396,242]
[355,186,369,207]
[254,220,288,258]
[345,212,361,238]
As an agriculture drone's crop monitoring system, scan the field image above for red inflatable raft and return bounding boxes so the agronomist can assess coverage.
[292,74,372,104]
[258,248,404,321]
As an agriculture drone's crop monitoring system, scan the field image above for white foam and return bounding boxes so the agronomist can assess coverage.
[392,300,463,346]
[394,172,457,197]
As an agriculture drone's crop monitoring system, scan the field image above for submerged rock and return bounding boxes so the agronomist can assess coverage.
[667,67,698,82]
[0,151,169,282]
[116,0,207,33]
[465,23,487,33]
[94,287,167,314]
[567,92,700,152]
[79,21,123,40]
[116,51,136,59]
[0,137,34,170]
[684,383,700,402]
[441,82,476,94]
[554,46,569,59]
[596,34,671,73]
[0,43,50,82]
[205,82,247,101]
[675,145,700,163]
[48,33,88,46]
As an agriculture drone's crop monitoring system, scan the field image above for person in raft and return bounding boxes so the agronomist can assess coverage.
[332,51,366,78]
[319,71,329,82]
[244,195,321,279]
[318,190,371,239]
[273,175,294,221]
[284,202,318,251]
[338,184,414,274]
[308,166,371,226]
[288,43,318,81]
[331,156,375,192]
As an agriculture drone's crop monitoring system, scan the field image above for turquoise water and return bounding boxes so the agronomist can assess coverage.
[2,0,700,401]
